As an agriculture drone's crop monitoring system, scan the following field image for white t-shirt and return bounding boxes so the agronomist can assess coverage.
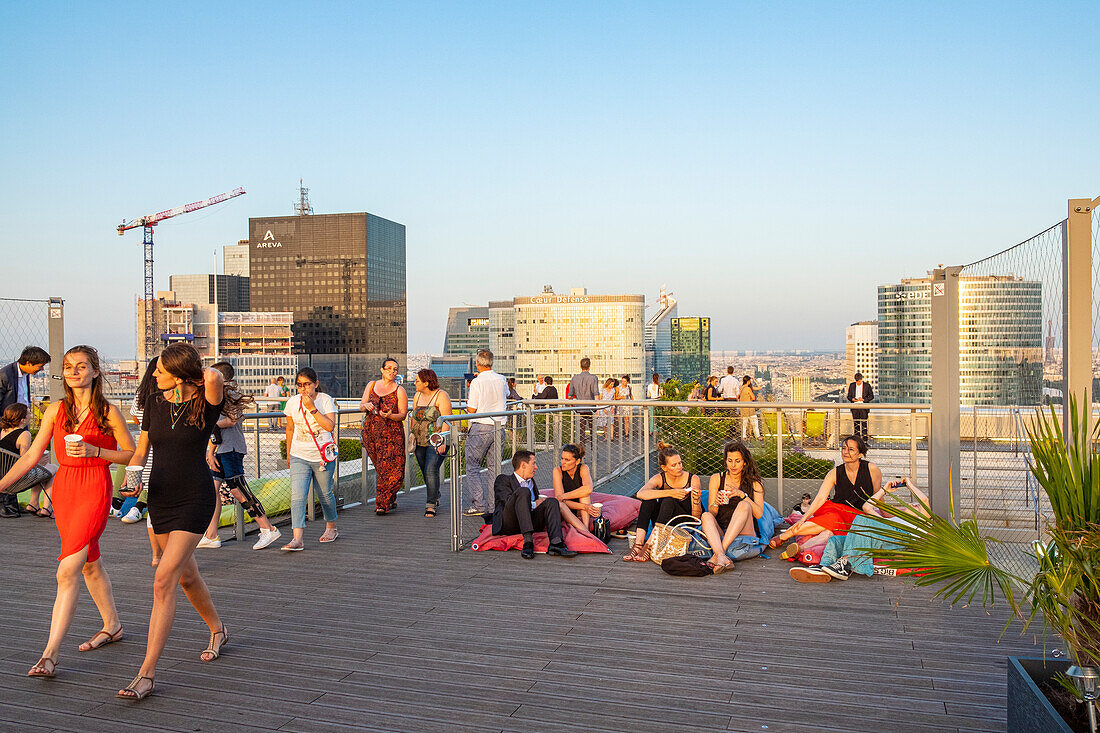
[264,383,281,400]
[467,369,508,426]
[646,382,660,399]
[719,375,739,399]
[285,392,337,462]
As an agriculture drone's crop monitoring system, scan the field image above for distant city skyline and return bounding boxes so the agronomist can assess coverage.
[2,3,1096,359]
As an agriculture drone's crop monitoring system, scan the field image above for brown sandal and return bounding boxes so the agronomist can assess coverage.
[622,543,651,562]
[27,656,57,678]
[200,627,228,661]
[78,627,123,652]
[117,674,155,700]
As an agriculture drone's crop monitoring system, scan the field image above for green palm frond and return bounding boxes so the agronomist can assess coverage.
[859,494,1026,611]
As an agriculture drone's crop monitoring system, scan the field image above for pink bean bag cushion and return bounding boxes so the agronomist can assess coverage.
[470,491,639,553]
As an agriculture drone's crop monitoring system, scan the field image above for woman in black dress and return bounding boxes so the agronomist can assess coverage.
[117,343,226,701]
[699,442,765,570]
[551,444,600,538]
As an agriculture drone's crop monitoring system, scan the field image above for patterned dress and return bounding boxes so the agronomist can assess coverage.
[362,383,406,511]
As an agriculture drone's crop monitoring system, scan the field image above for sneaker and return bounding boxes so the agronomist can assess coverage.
[822,559,852,581]
[120,506,144,524]
[789,564,831,583]
[252,528,281,550]
[197,536,222,549]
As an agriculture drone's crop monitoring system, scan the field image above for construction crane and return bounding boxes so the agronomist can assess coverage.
[117,187,246,360]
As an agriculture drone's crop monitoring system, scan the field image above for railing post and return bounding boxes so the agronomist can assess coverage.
[360,409,368,506]
[525,404,534,451]
[972,404,979,518]
[450,427,460,551]
[592,407,599,479]
[643,405,650,481]
[776,411,784,513]
[254,401,261,480]
[930,265,962,519]
[909,408,917,483]
[489,422,501,496]
[403,415,413,494]
[334,405,342,505]
[1064,200,1095,431]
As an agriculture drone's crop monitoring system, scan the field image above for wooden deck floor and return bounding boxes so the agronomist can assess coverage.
[0,500,1044,733]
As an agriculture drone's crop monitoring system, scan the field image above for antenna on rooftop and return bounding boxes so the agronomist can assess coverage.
[295,179,313,216]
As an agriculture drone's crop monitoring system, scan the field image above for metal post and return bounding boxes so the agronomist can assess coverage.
[972,403,978,517]
[335,410,342,506]
[47,297,65,403]
[592,409,599,479]
[404,415,413,492]
[643,405,650,481]
[489,422,501,492]
[930,266,962,519]
[254,401,261,479]
[525,405,534,451]
[450,427,460,551]
[776,411,784,513]
[360,411,368,506]
[1064,199,1096,431]
[908,408,917,483]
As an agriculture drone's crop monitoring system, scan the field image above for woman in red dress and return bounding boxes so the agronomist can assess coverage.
[359,358,408,515]
[0,345,135,678]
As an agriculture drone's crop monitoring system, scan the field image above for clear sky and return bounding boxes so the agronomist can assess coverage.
[1,1,1096,358]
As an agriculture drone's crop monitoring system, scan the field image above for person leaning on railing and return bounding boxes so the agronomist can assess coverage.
[409,368,451,518]
[622,444,702,563]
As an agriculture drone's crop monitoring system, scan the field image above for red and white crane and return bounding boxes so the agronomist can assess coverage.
[117,187,246,360]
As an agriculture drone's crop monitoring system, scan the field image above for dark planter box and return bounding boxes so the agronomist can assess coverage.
[1007,657,1075,733]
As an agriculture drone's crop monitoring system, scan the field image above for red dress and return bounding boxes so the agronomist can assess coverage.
[362,384,406,511]
[51,410,116,562]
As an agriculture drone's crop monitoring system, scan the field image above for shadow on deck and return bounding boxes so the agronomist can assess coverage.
[0,495,1044,733]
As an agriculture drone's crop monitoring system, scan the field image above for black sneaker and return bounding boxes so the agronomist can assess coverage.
[520,541,535,559]
[822,559,852,581]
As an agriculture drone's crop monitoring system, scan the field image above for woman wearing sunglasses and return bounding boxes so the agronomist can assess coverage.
[282,368,339,550]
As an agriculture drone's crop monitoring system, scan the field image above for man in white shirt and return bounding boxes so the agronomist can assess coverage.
[264,377,281,429]
[718,366,739,401]
[532,374,546,399]
[464,349,509,515]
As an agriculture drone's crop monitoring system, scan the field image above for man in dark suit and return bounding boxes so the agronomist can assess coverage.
[846,372,873,442]
[491,450,577,559]
[0,346,50,413]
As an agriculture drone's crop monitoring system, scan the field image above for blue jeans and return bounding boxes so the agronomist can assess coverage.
[820,514,899,577]
[211,450,245,481]
[289,455,338,529]
[414,444,446,506]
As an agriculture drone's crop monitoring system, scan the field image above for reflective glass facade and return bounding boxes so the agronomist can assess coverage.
[878,276,1042,405]
[670,316,710,383]
[248,213,406,376]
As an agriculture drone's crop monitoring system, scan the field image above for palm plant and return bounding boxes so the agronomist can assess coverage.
[868,396,1100,674]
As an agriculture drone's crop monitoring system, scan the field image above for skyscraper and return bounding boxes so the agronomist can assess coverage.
[248,211,407,365]
[645,285,678,379]
[877,275,1042,404]
[670,316,710,384]
[223,240,250,277]
[169,274,250,312]
[443,306,490,355]
[845,320,878,387]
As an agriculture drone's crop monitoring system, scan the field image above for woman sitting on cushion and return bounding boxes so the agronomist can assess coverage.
[791,477,930,582]
[552,443,601,539]
[699,441,764,571]
[622,443,701,562]
[768,435,881,555]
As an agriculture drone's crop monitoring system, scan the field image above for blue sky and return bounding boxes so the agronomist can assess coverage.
[1,1,1096,358]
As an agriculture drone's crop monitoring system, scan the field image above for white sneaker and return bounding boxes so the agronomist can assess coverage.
[197,536,222,549]
[120,506,144,523]
[252,528,281,550]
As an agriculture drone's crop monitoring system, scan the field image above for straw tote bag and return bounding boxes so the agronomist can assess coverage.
[649,514,705,565]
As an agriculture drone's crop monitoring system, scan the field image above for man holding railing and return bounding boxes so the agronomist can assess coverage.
[464,349,508,516]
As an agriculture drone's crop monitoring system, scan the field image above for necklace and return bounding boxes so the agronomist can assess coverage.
[169,395,188,430]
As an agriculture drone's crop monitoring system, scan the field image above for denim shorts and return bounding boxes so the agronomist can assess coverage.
[211,450,245,480]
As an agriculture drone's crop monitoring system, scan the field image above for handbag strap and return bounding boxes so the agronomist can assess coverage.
[299,400,329,462]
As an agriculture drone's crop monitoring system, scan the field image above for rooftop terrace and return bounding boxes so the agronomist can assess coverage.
[0,499,1044,733]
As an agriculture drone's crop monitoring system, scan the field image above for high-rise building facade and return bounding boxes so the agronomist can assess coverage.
[790,375,811,402]
[670,316,710,384]
[169,274,250,312]
[845,320,878,387]
[247,212,407,376]
[443,306,490,355]
[644,286,678,379]
[488,300,517,378]
[878,275,1042,405]
[223,241,250,277]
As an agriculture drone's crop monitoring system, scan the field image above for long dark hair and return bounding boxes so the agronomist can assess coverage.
[135,357,159,413]
[723,441,762,492]
[157,343,208,429]
[212,361,254,418]
[61,345,112,434]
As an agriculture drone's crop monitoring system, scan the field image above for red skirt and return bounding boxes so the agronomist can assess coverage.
[811,500,862,536]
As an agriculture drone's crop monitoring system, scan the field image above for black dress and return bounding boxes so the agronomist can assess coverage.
[143,395,223,534]
[713,470,759,536]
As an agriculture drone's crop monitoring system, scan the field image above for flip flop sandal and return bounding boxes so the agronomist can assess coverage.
[318,529,339,543]
[37,507,53,518]
[117,674,155,700]
[79,627,123,652]
[708,561,736,575]
[424,506,437,517]
[27,657,57,678]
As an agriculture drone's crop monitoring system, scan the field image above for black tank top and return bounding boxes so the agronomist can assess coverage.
[714,471,758,532]
[659,471,694,491]
[833,459,874,509]
[561,466,584,493]
[0,427,28,454]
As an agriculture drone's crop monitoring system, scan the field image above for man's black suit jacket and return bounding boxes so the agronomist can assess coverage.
[491,473,538,536]
[0,362,29,412]
[847,381,874,417]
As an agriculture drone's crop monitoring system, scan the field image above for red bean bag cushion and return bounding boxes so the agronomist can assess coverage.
[470,524,610,553]
[538,489,640,531]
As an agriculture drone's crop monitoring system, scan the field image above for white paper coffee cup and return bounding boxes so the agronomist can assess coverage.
[64,434,82,456]
[592,502,603,516]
